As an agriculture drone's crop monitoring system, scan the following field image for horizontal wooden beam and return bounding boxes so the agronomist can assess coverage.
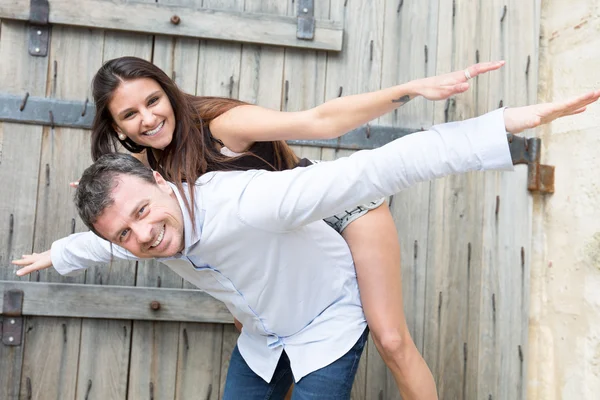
[0,281,233,324]
[1,0,343,51]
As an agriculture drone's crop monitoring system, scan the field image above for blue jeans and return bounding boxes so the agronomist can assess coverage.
[223,328,369,400]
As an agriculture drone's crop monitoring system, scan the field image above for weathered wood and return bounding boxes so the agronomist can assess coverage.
[175,323,223,400]
[0,281,232,323]
[128,261,182,400]
[0,19,49,400]
[423,2,485,400]
[195,0,244,101]
[1,0,343,51]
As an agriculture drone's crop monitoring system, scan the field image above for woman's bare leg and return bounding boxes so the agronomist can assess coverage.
[342,202,438,400]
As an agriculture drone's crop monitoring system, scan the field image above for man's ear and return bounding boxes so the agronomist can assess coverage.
[153,170,173,194]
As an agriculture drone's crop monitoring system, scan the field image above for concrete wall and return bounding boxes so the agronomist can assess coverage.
[528,1,600,399]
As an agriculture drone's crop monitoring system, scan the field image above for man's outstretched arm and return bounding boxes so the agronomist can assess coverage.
[238,91,599,231]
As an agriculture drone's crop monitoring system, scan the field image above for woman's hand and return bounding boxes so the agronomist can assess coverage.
[412,61,505,101]
[12,250,53,276]
[504,90,600,134]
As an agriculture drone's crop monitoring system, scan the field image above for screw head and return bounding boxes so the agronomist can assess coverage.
[150,301,161,310]
[170,15,181,25]
[10,319,15,324]
[303,8,308,13]
[37,30,42,35]
[8,336,14,342]
[35,48,40,53]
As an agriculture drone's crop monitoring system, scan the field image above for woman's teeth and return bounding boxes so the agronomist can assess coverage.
[151,226,165,248]
[144,121,164,136]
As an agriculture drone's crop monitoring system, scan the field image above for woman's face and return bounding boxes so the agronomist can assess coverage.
[108,78,176,150]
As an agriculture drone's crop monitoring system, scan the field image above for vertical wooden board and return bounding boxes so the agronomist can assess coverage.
[237,0,286,110]
[19,317,83,400]
[19,24,104,400]
[378,0,439,129]
[0,20,49,400]
[174,323,223,400]
[325,0,385,101]
[281,0,328,114]
[0,21,47,281]
[128,260,183,400]
[196,0,244,99]
[423,1,484,399]
[494,1,537,399]
[128,320,180,400]
[218,324,239,398]
[476,2,505,399]
[76,319,131,400]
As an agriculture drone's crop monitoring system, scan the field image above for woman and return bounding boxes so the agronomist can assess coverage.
[19,56,505,399]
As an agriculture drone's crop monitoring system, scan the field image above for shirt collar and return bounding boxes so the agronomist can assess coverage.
[167,181,204,257]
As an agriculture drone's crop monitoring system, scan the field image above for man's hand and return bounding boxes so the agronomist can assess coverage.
[12,250,53,276]
[504,90,600,134]
[412,61,505,101]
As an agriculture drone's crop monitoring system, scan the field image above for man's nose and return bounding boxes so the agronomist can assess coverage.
[133,222,153,244]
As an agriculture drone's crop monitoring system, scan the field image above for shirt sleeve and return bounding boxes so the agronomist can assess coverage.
[51,231,141,276]
[237,108,513,232]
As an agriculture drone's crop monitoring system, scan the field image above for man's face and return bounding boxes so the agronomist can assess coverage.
[93,173,185,258]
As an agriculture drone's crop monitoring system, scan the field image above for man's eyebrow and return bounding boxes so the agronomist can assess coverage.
[117,91,162,117]
[110,199,146,241]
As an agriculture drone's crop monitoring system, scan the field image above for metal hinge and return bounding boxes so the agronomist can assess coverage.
[297,0,315,40]
[29,0,50,56]
[508,134,555,194]
[1,290,24,346]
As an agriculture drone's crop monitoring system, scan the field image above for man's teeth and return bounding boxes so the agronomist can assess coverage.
[144,121,164,136]
[151,226,165,248]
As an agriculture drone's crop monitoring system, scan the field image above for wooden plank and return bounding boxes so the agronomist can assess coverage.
[423,1,485,400]
[1,0,343,51]
[19,22,102,400]
[0,19,49,400]
[0,281,232,323]
[128,261,183,400]
[175,323,223,400]
[196,0,244,100]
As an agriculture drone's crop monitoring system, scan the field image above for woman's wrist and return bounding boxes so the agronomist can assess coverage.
[391,81,421,105]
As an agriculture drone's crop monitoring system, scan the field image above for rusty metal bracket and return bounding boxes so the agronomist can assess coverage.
[508,134,555,194]
[29,0,50,56]
[297,0,315,40]
[1,289,24,346]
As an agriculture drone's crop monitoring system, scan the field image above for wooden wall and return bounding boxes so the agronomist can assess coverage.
[0,0,541,399]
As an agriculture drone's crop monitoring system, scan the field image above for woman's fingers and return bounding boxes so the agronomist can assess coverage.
[464,60,505,80]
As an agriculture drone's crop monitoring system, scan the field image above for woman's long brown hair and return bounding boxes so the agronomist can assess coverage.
[91,56,299,222]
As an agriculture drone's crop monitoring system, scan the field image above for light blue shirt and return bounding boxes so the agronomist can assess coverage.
[50,108,513,383]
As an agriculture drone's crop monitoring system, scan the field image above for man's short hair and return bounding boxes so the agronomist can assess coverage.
[75,153,155,237]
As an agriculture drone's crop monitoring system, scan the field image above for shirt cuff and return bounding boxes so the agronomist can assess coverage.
[467,107,514,171]
[50,237,83,276]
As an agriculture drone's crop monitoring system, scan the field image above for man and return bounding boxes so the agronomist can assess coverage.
[13,92,600,399]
